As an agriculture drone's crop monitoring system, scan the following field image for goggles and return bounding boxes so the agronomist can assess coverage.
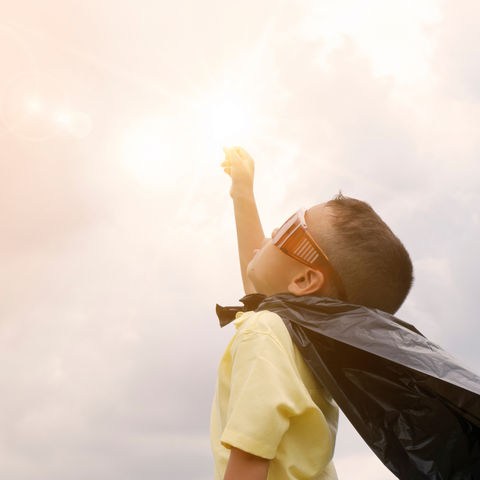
[272,208,348,302]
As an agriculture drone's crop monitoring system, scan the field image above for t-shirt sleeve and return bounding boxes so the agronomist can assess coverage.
[220,328,310,459]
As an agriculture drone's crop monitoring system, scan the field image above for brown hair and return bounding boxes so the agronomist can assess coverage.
[315,193,414,314]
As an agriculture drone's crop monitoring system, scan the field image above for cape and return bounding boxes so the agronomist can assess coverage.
[216,293,480,480]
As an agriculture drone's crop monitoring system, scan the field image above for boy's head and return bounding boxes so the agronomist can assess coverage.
[247,194,414,314]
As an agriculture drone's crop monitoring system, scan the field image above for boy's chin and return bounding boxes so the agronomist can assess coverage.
[247,279,269,297]
[251,285,292,298]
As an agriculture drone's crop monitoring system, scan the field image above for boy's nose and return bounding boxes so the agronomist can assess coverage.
[271,228,279,239]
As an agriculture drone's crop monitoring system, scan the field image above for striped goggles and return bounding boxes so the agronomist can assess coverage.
[272,208,347,302]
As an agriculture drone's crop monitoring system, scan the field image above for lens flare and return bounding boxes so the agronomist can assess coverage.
[0,72,68,140]
[25,98,42,114]
[53,112,68,123]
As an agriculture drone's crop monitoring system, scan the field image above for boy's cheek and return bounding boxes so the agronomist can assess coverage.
[246,259,257,282]
[247,257,267,292]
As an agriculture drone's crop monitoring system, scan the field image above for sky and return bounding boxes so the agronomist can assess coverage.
[0,0,479,479]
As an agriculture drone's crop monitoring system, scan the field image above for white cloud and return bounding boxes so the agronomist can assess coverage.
[298,0,443,85]
[415,256,454,286]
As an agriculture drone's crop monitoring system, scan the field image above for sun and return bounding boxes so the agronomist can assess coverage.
[198,92,258,148]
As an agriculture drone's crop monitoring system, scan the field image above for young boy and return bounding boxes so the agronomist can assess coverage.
[211,147,414,480]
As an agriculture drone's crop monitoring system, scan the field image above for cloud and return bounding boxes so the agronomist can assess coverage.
[430,0,480,100]
[297,0,442,85]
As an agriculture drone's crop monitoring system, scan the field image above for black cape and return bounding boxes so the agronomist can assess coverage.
[216,293,480,480]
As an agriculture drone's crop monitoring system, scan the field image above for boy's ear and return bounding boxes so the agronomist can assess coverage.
[287,269,325,297]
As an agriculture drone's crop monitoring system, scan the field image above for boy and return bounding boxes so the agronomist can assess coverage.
[211,146,414,480]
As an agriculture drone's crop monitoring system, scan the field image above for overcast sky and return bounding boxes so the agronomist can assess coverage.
[0,0,479,479]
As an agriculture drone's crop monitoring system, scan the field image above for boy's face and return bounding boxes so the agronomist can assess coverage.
[247,205,333,297]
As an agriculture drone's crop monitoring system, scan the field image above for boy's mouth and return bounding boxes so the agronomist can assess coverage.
[253,249,260,255]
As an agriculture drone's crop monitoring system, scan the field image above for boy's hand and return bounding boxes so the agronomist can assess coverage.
[221,146,255,200]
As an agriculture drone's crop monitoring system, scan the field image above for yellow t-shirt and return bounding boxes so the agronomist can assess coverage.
[210,310,339,480]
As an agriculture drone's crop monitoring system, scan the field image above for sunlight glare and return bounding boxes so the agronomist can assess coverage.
[200,93,256,147]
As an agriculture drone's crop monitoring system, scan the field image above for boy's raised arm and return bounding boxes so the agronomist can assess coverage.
[221,147,265,295]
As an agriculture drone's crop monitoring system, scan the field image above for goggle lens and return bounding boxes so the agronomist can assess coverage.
[272,213,298,245]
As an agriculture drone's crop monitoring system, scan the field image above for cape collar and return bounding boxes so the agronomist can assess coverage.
[216,293,351,328]
[217,293,422,336]
[215,294,266,327]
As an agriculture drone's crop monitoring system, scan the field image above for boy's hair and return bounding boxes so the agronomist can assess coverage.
[314,193,414,314]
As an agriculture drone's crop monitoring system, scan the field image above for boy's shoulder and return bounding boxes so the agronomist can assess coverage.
[233,310,293,351]
[230,308,328,392]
